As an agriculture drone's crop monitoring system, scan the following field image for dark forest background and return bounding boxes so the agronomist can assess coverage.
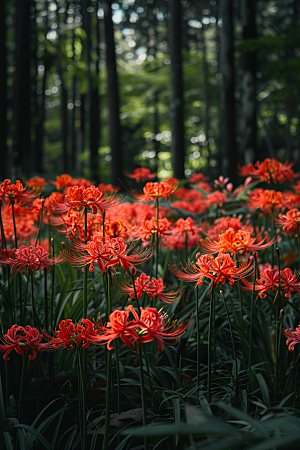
[1,0,300,187]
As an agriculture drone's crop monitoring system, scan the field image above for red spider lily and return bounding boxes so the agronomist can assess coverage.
[0,244,63,273]
[170,253,254,291]
[0,325,53,360]
[103,220,128,239]
[51,174,92,191]
[94,309,143,350]
[44,319,103,350]
[62,234,154,274]
[275,209,300,233]
[188,173,208,183]
[202,216,253,240]
[198,228,276,256]
[240,268,280,299]
[241,267,300,300]
[248,189,284,212]
[117,273,182,304]
[27,177,47,188]
[0,179,41,204]
[133,217,173,241]
[278,268,300,298]
[239,158,297,184]
[44,186,122,216]
[281,324,300,351]
[98,183,121,193]
[124,168,157,183]
[127,305,191,351]
[123,177,178,202]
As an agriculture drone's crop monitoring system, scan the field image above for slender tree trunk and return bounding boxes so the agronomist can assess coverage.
[13,0,31,178]
[219,0,237,184]
[0,1,7,179]
[241,0,257,164]
[169,0,185,179]
[71,30,77,173]
[200,23,212,172]
[103,0,122,186]
[89,8,100,184]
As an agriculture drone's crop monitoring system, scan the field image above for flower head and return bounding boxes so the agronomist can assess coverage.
[0,244,63,273]
[124,168,157,183]
[44,319,102,350]
[0,325,52,360]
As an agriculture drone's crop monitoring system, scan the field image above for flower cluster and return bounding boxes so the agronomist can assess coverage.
[241,267,300,299]
[239,158,298,184]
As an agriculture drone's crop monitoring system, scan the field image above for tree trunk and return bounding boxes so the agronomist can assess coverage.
[0,0,7,179]
[200,23,212,173]
[89,8,100,184]
[103,0,122,186]
[13,0,31,179]
[219,0,237,184]
[169,0,185,179]
[241,0,257,164]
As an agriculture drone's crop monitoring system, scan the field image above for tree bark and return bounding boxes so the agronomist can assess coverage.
[241,0,257,164]
[169,0,185,179]
[0,0,7,179]
[219,0,237,184]
[13,0,31,178]
[103,0,122,186]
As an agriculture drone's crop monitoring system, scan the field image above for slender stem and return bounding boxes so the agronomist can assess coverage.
[207,284,214,403]
[103,349,112,450]
[77,347,86,450]
[274,247,281,403]
[11,200,18,249]
[248,254,257,375]
[103,272,112,450]
[221,291,238,392]
[31,272,36,327]
[114,345,121,414]
[196,286,200,388]
[51,239,55,330]
[130,272,141,317]
[35,199,45,246]
[44,269,48,330]
[155,197,159,279]
[18,357,26,423]
[138,343,148,450]
[184,229,188,263]
[82,208,88,448]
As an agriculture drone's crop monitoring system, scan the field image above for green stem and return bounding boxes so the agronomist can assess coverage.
[44,269,48,330]
[297,224,300,273]
[248,254,257,375]
[18,357,26,423]
[138,343,148,450]
[221,291,238,393]
[207,284,214,403]
[130,272,141,317]
[155,197,159,279]
[274,247,281,403]
[0,200,7,250]
[196,286,200,388]
[114,345,121,414]
[35,199,45,246]
[77,347,86,450]
[31,272,36,327]
[103,349,112,450]
[103,272,112,450]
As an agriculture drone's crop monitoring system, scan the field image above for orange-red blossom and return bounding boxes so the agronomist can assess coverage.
[124,177,178,202]
[169,253,254,291]
[198,227,276,256]
[62,234,154,274]
[0,244,63,273]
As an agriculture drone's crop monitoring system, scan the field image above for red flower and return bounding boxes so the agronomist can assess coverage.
[0,179,41,204]
[170,253,253,291]
[239,158,297,184]
[124,177,178,202]
[241,268,280,299]
[275,209,300,233]
[278,268,300,298]
[124,168,157,183]
[127,305,191,351]
[118,273,182,304]
[62,235,154,274]
[281,324,300,351]
[44,186,122,216]
[2,244,63,273]
[44,319,102,350]
[198,228,276,256]
[0,325,52,360]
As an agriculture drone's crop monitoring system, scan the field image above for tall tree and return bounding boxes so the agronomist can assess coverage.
[103,0,122,186]
[241,0,257,164]
[219,0,237,184]
[169,0,185,179]
[0,0,7,179]
[89,7,101,184]
[13,0,31,178]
